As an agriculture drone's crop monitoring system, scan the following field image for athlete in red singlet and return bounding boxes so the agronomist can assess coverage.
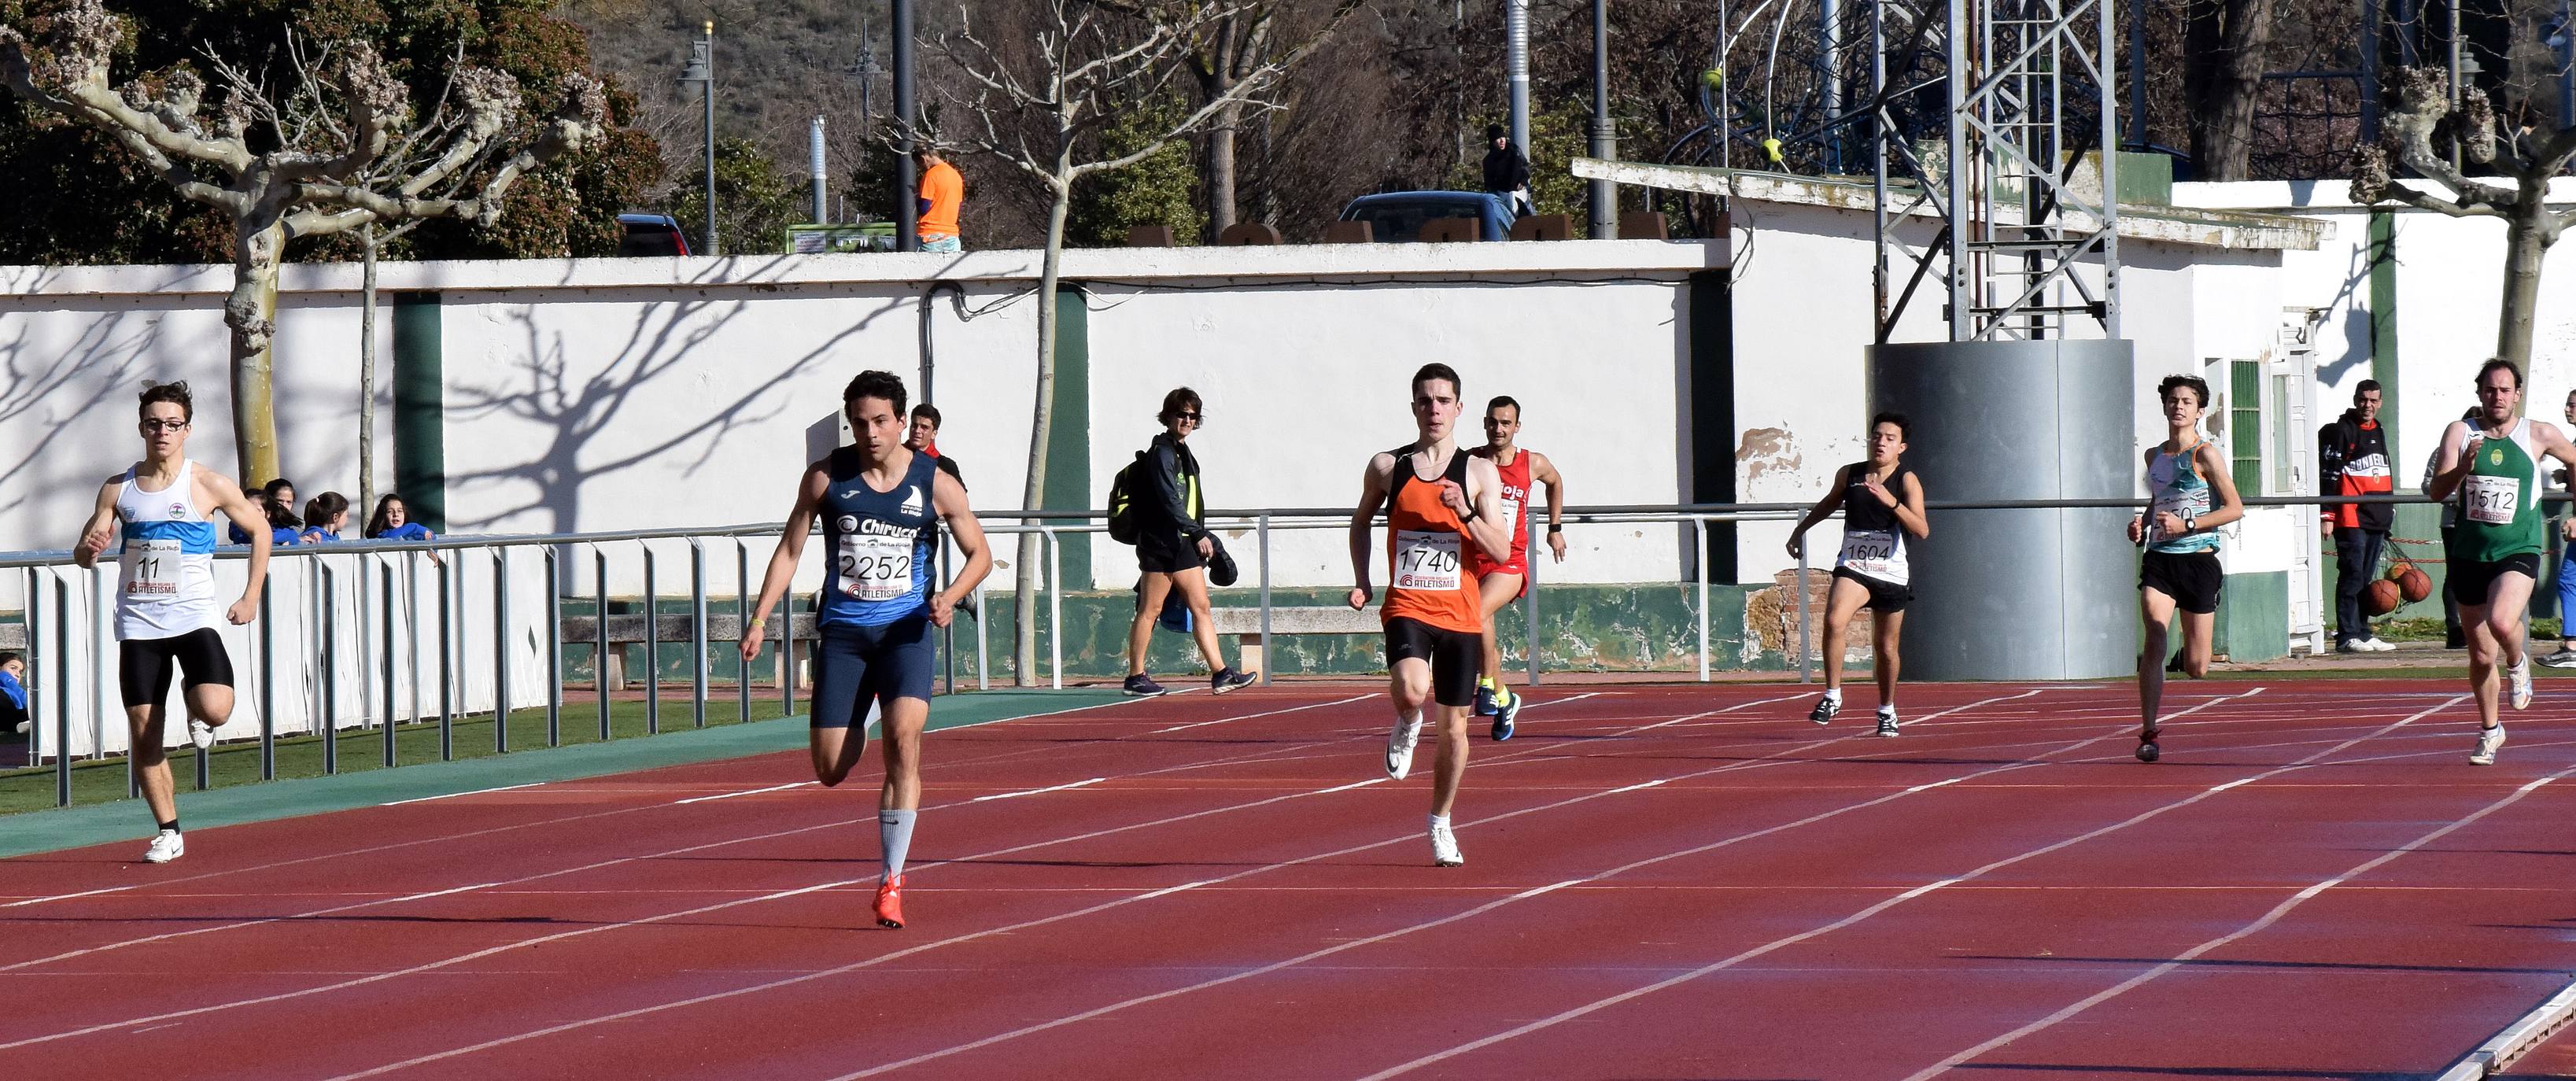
[1349,363,1515,867]
[1467,396,1567,741]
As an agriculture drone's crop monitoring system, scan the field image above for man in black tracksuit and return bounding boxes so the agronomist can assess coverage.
[1482,124,1531,218]
[2320,381,2394,652]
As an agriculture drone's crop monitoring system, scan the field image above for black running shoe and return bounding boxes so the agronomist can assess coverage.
[1124,673,1168,696]
[1808,696,1840,725]
[1211,668,1255,695]
[1874,711,1899,737]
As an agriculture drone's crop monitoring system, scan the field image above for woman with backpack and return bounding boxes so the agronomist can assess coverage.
[1120,388,1256,695]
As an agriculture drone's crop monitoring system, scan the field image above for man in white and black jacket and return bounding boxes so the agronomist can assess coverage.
[2320,380,2394,651]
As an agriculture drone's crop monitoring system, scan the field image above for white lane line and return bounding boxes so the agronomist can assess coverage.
[300,691,2059,1078]
[1628,693,1807,732]
[1148,694,1375,735]
[969,778,1105,802]
[1357,689,2445,1081]
[672,782,816,806]
[1,882,504,975]
[1902,766,2571,1081]
[381,783,548,807]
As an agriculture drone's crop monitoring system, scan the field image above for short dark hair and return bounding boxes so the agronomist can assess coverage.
[1486,395,1520,419]
[1159,386,1203,424]
[2478,357,2524,389]
[2355,378,2382,397]
[2158,374,2212,410]
[1869,411,1911,440]
[910,404,942,428]
[843,370,909,418]
[303,492,349,529]
[138,381,192,422]
[1412,363,1463,400]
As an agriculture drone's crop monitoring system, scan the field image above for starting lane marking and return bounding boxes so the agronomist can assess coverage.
[1148,694,1376,735]
[380,783,548,807]
[1906,765,2570,1081]
[971,778,1106,802]
[1360,688,2447,1080]
[673,782,816,806]
[290,689,2074,1078]
[0,882,502,975]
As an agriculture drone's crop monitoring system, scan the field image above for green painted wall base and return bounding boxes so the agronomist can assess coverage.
[2215,570,2288,662]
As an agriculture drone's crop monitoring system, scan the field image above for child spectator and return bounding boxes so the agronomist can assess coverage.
[301,492,350,544]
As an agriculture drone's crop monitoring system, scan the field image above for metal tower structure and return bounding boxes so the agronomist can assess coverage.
[1873,0,2121,342]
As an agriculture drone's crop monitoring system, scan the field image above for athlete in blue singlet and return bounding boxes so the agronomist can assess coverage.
[2130,374,2243,762]
[71,382,271,864]
[743,370,992,930]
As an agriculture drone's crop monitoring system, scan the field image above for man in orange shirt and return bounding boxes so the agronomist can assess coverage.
[1347,363,1515,866]
[915,146,963,253]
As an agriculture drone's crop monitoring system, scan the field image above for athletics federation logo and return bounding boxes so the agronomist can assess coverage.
[2492,448,2506,466]
[168,503,187,519]
[899,487,924,517]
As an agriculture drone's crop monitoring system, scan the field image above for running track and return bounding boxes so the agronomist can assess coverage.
[4,681,2574,1079]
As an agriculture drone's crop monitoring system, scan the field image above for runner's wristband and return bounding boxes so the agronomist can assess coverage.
[1546,524,1563,533]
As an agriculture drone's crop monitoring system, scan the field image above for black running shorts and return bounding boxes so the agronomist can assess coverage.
[2449,553,2542,607]
[118,627,234,709]
[1385,616,1481,709]
[1831,566,1911,613]
[2139,550,2223,615]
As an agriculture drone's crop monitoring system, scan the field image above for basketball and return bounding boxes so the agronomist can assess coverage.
[2384,559,2411,581]
[2396,566,2431,603]
[2364,577,2402,616]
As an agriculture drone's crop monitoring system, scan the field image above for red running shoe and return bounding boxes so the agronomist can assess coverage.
[874,875,906,929]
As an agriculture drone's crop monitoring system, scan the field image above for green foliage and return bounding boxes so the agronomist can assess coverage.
[0,0,662,265]
[1445,99,1589,216]
[1068,98,1202,247]
[659,135,806,256]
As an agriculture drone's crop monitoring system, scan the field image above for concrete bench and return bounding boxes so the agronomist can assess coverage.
[561,611,821,691]
[1205,606,1380,673]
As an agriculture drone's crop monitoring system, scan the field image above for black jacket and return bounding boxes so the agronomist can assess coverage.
[1482,143,1530,194]
[1142,432,1206,543]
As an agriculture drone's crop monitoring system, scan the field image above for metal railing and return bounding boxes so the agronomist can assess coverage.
[0,491,2434,809]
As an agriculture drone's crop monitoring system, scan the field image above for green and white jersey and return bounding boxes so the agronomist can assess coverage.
[2456,418,2547,562]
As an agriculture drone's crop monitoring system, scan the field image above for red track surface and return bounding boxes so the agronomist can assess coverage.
[6,680,2575,1079]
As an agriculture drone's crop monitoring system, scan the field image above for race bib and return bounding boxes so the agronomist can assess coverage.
[2467,474,2521,526]
[1837,529,1906,581]
[122,538,180,598]
[1393,529,1463,592]
[1499,492,1522,536]
[836,531,916,602]
[2150,487,2212,544]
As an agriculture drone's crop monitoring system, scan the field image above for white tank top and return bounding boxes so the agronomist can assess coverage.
[113,460,222,640]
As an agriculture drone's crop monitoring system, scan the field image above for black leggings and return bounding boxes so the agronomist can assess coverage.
[118,628,234,709]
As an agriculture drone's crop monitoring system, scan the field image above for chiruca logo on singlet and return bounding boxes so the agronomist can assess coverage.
[858,518,921,540]
[835,515,860,533]
[899,487,924,516]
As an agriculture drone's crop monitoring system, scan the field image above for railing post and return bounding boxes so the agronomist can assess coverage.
[974,570,989,692]
[381,558,397,768]
[688,538,707,728]
[258,587,275,780]
[644,543,660,735]
[493,547,511,753]
[405,553,422,729]
[1525,510,1542,686]
[1045,528,1062,691]
[1696,518,1711,681]
[595,545,612,742]
[437,552,453,761]
[735,540,751,724]
[1257,512,1272,686]
[20,569,39,797]
[321,560,338,776]
[545,546,563,747]
[54,574,72,806]
[1796,545,1813,684]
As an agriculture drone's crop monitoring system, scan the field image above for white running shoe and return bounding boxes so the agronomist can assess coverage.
[2511,659,2535,710]
[187,718,216,750]
[2471,725,2508,766]
[1384,714,1425,780]
[1429,821,1463,866]
[2365,637,2397,652]
[142,829,184,864]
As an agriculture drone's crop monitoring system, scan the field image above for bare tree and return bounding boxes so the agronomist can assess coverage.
[0,0,604,484]
[936,0,1333,684]
[2350,67,2576,366]
[2185,0,2278,179]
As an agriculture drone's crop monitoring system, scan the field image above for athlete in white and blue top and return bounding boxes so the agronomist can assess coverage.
[2129,374,2244,764]
[742,370,992,932]
[71,382,271,865]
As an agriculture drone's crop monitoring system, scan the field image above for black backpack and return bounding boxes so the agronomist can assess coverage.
[1105,452,1149,545]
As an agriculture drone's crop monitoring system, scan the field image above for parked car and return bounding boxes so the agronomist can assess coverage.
[618,213,692,256]
[1336,191,1514,242]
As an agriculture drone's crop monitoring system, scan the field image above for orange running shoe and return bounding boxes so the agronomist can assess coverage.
[873,874,906,929]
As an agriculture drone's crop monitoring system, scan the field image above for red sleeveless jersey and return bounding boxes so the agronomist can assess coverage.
[1382,446,1483,633]
[1467,446,1531,578]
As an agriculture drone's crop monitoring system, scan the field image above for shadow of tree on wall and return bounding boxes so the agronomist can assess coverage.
[0,287,166,518]
[444,257,904,533]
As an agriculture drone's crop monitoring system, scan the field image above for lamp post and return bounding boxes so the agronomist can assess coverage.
[677,21,717,256]
[894,0,917,253]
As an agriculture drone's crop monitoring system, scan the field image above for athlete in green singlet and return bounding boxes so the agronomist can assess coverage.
[2427,359,2576,764]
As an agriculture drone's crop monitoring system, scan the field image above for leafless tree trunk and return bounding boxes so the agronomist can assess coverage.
[2351,68,2576,367]
[1,2,603,483]
[2184,0,2278,180]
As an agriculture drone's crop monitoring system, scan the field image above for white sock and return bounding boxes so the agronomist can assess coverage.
[879,809,917,882]
[1877,703,1897,718]
[1823,688,1842,704]
[1399,708,1423,729]
[1428,813,1450,832]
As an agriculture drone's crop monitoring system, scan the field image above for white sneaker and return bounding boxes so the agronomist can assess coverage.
[2336,640,2366,655]
[2511,659,2535,710]
[187,719,216,750]
[1384,714,1425,780]
[1429,821,1463,866]
[2471,725,2508,766]
[2364,637,2397,652]
[142,829,184,864]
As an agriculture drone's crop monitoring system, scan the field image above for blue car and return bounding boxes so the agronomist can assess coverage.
[1337,191,1514,242]
[618,213,692,256]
